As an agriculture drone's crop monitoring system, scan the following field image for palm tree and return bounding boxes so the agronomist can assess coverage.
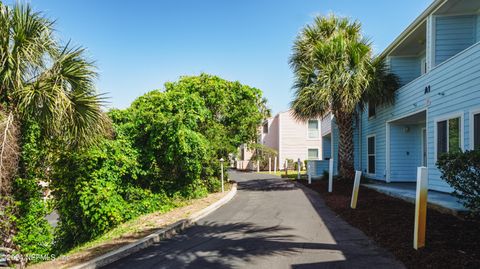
[0,2,107,246]
[290,15,398,179]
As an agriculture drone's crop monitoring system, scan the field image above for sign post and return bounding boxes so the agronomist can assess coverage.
[328,159,334,192]
[220,158,225,193]
[414,166,428,250]
[297,158,301,180]
[350,171,362,209]
[307,161,312,184]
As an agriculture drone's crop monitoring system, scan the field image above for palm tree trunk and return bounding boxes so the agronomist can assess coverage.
[335,111,355,179]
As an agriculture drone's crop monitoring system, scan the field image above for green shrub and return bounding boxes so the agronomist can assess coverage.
[53,137,146,251]
[437,150,480,215]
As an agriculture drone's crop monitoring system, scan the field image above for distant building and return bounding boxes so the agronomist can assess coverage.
[237,110,326,170]
[312,0,480,192]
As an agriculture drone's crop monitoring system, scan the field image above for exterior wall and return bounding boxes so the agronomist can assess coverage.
[262,115,279,152]
[277,111,322,168]
[389,123,423,181]
[321,112,332,136]
[390,56,422,86]
[236,145,255,170]
[477,15,480,42]
[435,15,478,66]
[322,135,332,159]
[359,42,480,192]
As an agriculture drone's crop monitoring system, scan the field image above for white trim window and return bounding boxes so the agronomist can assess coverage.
[307,119,320,139]
[367,135,376,174]
[368,103,376,119]
[435,114,463,158]
[471,109,480,150]
[307,148,319,160]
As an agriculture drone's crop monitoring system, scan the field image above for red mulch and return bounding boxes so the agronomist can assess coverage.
[299,179,480,269]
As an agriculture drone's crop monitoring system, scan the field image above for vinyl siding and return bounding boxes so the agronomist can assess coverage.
[322,135,331,159]
[389,123,423,181]
[435,15,477,66]
[477,15,480,42]
[277,111,322,167]
[389,57,421,86]
[358,42,480,192]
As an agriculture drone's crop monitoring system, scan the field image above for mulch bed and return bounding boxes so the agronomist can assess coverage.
[298,179,480,269]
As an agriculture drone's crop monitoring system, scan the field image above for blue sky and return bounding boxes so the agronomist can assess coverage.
[9,0,432,114]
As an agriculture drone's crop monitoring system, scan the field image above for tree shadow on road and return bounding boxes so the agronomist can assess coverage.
[104,222,339,269]
[237,179,297,192]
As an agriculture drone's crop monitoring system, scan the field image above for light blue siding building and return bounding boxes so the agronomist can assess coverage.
[316,0,480,192]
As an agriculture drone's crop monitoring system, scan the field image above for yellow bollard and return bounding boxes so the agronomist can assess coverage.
[350,171,362,209]
[414,166,428,250]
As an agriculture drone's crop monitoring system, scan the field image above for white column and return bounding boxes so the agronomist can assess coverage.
[414,167,428,250]
[274,157,277,173]
[426,15,436,72]
[350,171,362,209]
[268,157,271,173]
[257,160,260,173]
[328,158,334,192]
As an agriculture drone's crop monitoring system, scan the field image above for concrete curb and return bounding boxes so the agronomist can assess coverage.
[71,183,237,269]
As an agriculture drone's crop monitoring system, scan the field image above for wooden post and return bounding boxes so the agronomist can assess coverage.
[257,160,260,173]
[297,158,301,180]
[274,157,277,173]
[328,159,333,192]
[268,157,271,174]
[350,171,362,209]
[414,166,428,250]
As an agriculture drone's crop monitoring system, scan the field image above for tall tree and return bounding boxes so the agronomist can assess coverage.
[0,2,107,250]
[290,15,398,179]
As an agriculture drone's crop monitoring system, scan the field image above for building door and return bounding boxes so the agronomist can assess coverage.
[422,128,427,167]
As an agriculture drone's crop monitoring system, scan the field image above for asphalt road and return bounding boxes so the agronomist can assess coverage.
[103,171,404,269]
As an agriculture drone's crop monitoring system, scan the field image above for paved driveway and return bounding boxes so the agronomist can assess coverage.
[103,171,404,269]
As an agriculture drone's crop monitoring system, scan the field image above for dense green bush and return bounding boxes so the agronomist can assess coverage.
[11,122,53,260]
[53,136,146,250]
[437,150,480,215]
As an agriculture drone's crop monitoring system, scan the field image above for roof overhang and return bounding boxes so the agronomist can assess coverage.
[380,0,447,58]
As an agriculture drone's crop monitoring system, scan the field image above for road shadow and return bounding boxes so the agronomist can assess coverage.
[237,178,297,192]
[103,222,339,269]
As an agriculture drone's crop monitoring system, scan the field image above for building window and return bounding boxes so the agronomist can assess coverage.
[474,113,480,150]
[263,122,268,134]
[308,120,319,139]
[367,135,375,174]
[308,148,319,160]
[368,103,376,118]
[437,117,461,156]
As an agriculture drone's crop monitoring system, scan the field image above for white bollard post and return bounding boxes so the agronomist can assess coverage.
[257,160,260,173]
[414,166,428,250]
[269,157,271,174]
[220,158,225,193]
[297,158,301,180]
[307,161,312,184]
[328,159,334,192]
[350,171,362,209]
[274,157,277,173]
